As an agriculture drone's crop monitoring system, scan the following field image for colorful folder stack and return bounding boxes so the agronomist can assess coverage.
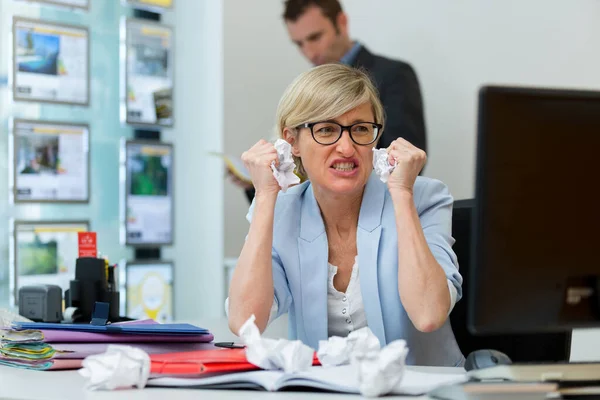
[0,320,214,371]
[0,329,55,370]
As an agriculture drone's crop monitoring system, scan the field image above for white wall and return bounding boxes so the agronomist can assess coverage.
[223,0,308,258]
[162,0,225,320]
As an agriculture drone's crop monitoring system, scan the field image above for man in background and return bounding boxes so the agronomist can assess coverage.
[283,0,427,152]
[234,0,427,202]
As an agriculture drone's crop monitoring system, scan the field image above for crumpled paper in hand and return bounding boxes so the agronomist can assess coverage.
[239,314,313,373]
[372,148,395,183]
[271,139,301,192]
[317,326,381,367]
[79,345,150,391]
[354,339,409,398]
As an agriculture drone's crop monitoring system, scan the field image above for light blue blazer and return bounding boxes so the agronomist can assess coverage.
[247,172,465,367]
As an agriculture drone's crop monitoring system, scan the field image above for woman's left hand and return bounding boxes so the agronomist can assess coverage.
[386,138,427,195]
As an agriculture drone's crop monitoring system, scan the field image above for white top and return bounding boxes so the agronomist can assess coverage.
[327,256,367,338]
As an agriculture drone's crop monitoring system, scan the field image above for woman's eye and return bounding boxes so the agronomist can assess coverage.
[353,126,370,134]
[317,128,334,134]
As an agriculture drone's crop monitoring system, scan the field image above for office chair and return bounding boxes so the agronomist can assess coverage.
[449,199,571,363]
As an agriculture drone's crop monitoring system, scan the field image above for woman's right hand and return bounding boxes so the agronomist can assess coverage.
[241,139,280,197]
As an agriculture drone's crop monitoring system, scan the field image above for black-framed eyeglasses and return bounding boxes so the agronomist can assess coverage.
[297,121,383,146]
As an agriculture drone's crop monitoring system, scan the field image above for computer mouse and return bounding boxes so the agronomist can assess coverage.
[464,349,512,371]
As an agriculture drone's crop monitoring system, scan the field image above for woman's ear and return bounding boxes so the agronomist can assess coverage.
[283,128,301,157]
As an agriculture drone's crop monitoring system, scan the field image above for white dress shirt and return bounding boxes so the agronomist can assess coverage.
[327,256,367,338]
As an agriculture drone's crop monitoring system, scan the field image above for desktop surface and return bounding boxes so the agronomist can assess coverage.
[0,364,463,400]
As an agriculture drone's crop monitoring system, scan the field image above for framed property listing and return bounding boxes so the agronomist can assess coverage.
[124,0,173,13]
[11,119,90,203]
[121,18,174,128]
[15,0,90,10]
[124,260,174,322]
[10,220,89,306]
[120,140,174,247]
[12,17,90,105]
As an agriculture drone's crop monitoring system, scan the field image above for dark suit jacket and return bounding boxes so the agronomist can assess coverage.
[352,46,427,153]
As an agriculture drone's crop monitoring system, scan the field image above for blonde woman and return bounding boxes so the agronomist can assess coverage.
[228,64,464,366]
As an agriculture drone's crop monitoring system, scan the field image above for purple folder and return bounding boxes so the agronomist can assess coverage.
[52,342,217,359]
[41,319,214,343]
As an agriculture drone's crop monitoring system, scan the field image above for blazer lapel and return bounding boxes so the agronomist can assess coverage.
[298,184,328,349]
[357,173,387,345]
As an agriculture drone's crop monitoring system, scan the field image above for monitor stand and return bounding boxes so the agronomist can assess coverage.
[468,362,600,382]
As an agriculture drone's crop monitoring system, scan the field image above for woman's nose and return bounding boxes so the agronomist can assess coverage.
[335,129,355,156]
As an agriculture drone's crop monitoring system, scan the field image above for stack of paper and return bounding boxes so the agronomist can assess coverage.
[0,328,55,370]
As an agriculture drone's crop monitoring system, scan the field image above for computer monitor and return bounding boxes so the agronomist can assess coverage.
[469,86,600,336]
[450,200,571,363]
[121,140,174,247]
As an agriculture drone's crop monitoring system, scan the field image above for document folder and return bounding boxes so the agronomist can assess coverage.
[13,322,209,336]
[149,348,321,376]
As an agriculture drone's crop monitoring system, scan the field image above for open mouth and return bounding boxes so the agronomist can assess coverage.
[330,160,358,172]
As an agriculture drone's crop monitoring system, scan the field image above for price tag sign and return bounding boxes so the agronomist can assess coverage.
[78,232,97,257]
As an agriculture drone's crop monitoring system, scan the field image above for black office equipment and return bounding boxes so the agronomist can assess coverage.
[18,284,63,322]
[450,199,571,363]
[467,85,600,382]
[65,257,120,323]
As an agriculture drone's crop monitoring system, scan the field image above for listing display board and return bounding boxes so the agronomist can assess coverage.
[12,119,90,203]
[13,17,89,105]
[125,261,173,322]
[125,0,173,13]
[15,0,90,10]
[10,221,89,305]
[122,19,173,127]
[122,140,173,246]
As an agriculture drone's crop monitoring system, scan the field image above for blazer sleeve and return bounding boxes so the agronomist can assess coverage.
[415,179,463,302]
[378,63,427,153]
[245,201,293,320]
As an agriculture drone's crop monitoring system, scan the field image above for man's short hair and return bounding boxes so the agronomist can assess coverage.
[283,0,343,27]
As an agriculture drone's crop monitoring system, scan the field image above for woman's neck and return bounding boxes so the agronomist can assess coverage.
[313,186,364,238]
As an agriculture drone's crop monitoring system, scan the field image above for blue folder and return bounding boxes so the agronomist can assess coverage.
[13,322,209,335]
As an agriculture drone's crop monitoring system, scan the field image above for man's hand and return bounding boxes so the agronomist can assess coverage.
[226,169,254,190]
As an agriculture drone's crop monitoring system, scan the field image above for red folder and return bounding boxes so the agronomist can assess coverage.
[150,348,320,376]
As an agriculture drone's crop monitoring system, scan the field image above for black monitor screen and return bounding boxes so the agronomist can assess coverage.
[470,86,600,335]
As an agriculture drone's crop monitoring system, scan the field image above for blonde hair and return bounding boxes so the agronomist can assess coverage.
[275,63,385,178]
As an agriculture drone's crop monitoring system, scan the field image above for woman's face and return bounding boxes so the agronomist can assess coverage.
[287,102,378,197]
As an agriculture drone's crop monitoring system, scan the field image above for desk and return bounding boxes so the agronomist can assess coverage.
[0,317,465,400]
[0,365,464,400]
